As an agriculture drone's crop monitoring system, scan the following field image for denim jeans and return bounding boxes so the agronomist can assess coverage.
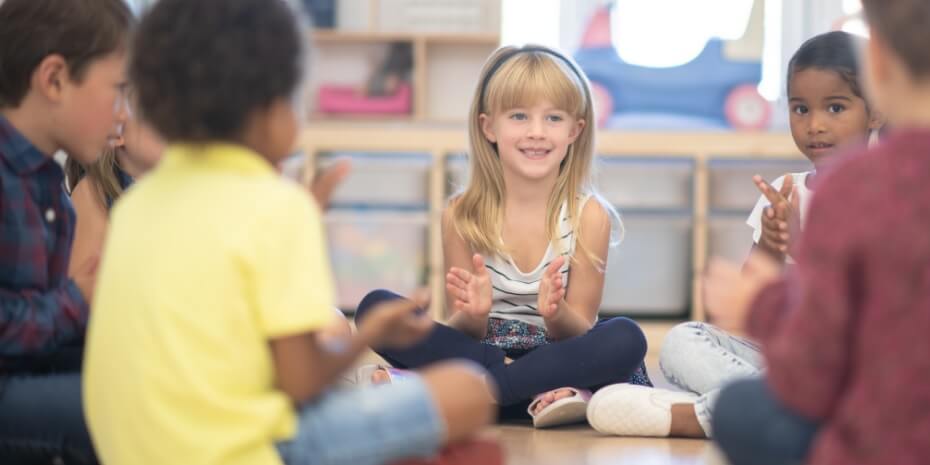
[659,322,764,435]
[277,377,444,465]
[0,359,96,465]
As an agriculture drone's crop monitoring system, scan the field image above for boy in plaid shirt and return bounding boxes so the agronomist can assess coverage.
[0,0,133,462]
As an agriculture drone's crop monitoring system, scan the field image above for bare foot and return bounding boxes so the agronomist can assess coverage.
[669,403,707,438]
[532,389,576,415]
[371,368,392,384]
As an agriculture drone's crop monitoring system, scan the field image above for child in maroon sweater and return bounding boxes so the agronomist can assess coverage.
[704,2,930,465]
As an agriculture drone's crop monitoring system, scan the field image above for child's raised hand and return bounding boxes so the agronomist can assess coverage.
[357,289,433,349]
[759,205,790,256]
[753,174,795,258]
[704,252,781,335]
[308,159,351,210]
[445,254,492,318]
[537,255,566,318]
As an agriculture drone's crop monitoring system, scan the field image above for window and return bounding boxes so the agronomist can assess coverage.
[610,0,755,68]
[839,0,868,37]
[500,0,561,48]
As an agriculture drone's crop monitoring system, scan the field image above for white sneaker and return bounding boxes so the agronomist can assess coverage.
[587,383,698,437]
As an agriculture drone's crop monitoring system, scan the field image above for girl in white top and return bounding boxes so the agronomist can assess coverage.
[584,31,884,441]
[354,45,651,426]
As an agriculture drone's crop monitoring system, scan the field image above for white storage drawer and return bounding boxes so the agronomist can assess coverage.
[445,154,468,196]
[377,0,500,33]
[708,215,755,264]
[597,158,693,211]
[449,156,694,211]
[708,159,811,212]
[319,153,432,208]
[599,213,692,316]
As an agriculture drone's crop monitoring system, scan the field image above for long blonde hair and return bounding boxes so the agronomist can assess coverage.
[452,44,622,267]
[65,146,128,208]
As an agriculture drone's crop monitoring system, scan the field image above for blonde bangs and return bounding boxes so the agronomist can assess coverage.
[455,45,620,267]
[483,53,586,118]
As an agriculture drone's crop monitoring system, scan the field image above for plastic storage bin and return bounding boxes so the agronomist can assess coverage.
[324,210,429,310]
[708,158,811,213]
[448,156,694,212]
[445,154,468,196]
[318,152,432,208]
[599,213,692,316]
[336,0,370,30]
[597,157,693,211]
[377,0,500,33]
[708,215,754,264]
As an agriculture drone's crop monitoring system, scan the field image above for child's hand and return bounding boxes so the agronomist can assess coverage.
[70,255,99,304]
[445,254,492,319]
[759,205,789,256]
[704,252,781,335]
[309,159,351,210]
[538,256,566,318]
[357,289,433,349]
[753,174,796,258]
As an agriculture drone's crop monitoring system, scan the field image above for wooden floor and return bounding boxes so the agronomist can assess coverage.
[489,424,726,465]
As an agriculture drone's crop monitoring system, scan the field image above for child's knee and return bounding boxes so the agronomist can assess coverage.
[424,360,495,402]
[659,322,706,374]
[601,317,648,360]
[354,289,403,323]
[712,378,766,448]
[420,361,496,433]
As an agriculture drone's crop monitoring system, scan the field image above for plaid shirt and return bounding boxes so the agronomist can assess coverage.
[0,115,88,372]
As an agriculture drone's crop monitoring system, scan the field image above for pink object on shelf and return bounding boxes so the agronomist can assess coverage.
[317,83,412,115]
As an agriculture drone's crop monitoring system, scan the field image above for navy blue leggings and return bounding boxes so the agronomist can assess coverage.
[355,289,649,408]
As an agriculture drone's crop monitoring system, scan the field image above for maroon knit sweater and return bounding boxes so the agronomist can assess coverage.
[750,129,930,465]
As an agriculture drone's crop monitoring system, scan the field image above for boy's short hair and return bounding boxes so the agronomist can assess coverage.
[0,0,133,108]
[862,0,930,79]
[132,0,307,142]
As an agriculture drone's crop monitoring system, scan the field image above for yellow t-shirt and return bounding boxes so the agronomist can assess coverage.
[84,144,335,465]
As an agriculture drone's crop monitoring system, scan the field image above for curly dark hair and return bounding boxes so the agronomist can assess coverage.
[862,0,930,79]
[131,0,307,142]
[0,0,133,108]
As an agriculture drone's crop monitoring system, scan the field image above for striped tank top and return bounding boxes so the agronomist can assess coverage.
[484,197,587,328]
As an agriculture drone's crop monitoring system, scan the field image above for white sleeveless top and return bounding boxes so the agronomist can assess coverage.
[483,197,587,328]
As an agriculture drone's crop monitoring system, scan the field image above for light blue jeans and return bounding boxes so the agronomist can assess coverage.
[277,377,444,465]
[659,322,764,436]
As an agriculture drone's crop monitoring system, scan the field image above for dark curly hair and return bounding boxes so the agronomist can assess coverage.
[0,0,133,108]
[131,0,307,142]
